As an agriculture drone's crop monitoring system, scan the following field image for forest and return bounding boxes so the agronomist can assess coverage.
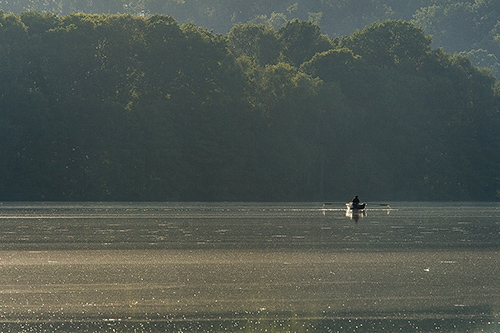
[0,9,499,201]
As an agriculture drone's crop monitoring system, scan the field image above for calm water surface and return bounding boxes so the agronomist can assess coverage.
[0,202,498,332]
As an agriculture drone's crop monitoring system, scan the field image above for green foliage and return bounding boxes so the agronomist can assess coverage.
[412,0,500,78]
[277,19,332,67]
[3,1,500,78]
[228,24,280,66]
[340,20,432,71]
[0,11,499,201]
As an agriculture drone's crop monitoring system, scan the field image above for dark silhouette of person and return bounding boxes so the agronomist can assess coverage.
[352,196,360,204]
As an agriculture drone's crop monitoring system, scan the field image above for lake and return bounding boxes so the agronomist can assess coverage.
[0,202,498,332]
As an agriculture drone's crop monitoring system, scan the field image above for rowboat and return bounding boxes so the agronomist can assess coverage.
[346,202,366,210]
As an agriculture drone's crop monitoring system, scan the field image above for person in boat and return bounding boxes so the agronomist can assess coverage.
[352,196,360,205]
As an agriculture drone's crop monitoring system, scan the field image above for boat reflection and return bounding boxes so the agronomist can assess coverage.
[346,208,366,223]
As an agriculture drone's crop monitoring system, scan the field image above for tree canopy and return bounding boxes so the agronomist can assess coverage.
[2,0,500,77]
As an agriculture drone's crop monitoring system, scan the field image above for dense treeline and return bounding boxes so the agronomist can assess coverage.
[0,11,499,201]
[2,0,500,78]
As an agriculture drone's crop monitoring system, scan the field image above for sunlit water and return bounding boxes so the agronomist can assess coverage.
[0,202,498,331]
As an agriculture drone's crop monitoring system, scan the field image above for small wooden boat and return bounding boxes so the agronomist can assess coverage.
[346,202,366,210]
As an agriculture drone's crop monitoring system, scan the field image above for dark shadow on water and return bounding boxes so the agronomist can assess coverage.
[1,305,498,332]
[1,316,498,332]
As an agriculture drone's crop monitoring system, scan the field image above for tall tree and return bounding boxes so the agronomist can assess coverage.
[340,20,432,71]
[227,23,280,66]
[277,19,332,67]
